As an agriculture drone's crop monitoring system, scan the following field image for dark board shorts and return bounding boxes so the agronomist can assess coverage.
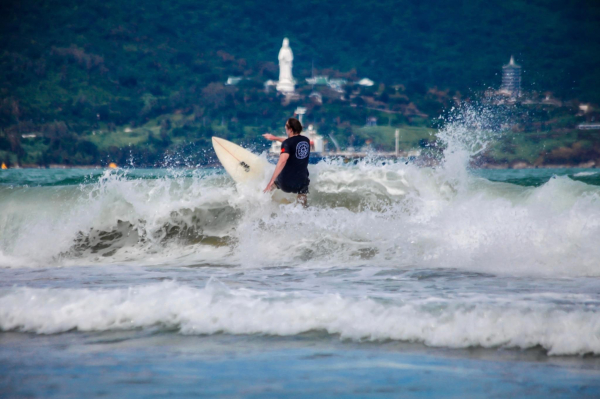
[275,176,310,194]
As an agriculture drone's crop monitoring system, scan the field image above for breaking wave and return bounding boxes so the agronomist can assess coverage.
[1,106,600,276]
[1,281,598,356]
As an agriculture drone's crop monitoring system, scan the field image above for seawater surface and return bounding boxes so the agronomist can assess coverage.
[2,109,600,398]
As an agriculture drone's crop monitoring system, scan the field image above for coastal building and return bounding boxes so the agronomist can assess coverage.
[499,56,521,98]
[309,91,323,104]
[269,109,325,154]
[270,139,282,154]
[577,124,600,130]
[358,78,374,87]
[541,93,562,107]
[264,80,276,93]
[269,125,324,154]
[328,79,347,93]
[305,124,325,153]
[578,103,592,115]
[305,76,329,85]
[295,107,307,124]
[225,76,242,86]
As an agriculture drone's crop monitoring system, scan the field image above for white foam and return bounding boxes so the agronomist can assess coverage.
[1,161,600,276]
[574,171,598,177]
[0,169,238,267]
[1,282,598,356]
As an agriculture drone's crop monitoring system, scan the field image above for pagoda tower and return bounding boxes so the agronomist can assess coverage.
[499,56,521,98]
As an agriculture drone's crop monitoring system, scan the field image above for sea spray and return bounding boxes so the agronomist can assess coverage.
[435,101,511,189]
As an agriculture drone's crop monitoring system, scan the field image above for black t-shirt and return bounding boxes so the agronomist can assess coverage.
[279,135,310,188]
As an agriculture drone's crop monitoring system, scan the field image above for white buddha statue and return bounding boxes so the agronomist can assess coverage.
[276,38,295,93]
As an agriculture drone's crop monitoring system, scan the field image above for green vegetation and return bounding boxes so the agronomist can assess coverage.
[485,129,600,167]
[0,0,599,167]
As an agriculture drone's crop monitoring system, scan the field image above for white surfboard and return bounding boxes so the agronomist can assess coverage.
[212,136,298,204]
[211,136,269,184]
[212,136,295,203]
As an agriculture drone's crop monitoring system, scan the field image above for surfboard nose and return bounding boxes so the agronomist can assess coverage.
[211,136,267,184]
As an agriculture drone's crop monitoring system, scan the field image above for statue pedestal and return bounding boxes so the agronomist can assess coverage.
[276,80,295,93]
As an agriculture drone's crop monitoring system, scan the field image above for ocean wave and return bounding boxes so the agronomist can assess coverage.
[1,163,600,276]
[2,104,600,276]
[1,282,598,356]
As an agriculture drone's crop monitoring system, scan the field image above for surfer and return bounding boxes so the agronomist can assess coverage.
[263,118,310,206]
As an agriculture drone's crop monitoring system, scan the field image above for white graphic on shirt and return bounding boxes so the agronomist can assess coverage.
[296,141,309,159]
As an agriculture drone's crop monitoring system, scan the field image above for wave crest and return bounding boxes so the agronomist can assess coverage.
[1,282,598,356]
[1,163,600,276]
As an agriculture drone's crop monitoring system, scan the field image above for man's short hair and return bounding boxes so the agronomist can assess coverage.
[287,118,303,135]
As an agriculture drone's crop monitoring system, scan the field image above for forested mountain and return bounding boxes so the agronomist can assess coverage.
[1,0,599,166]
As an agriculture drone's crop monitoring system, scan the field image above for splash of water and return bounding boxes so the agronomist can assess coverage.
[435,101,511,188]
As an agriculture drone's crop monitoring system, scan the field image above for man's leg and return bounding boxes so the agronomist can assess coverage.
[297,194,307,208]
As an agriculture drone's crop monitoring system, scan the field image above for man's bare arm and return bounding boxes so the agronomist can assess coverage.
[263,133,286,142]
[264,153,289,193]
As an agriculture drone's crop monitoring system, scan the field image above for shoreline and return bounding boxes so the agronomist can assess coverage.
[3,161,597,170]
[2,149,598,171]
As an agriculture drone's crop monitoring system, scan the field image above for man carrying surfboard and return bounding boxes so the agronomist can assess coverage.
[263,118,310,206]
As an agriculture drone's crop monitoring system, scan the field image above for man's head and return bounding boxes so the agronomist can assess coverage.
[286,118,303,136]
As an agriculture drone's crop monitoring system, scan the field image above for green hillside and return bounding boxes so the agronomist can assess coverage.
[0,0,599,167]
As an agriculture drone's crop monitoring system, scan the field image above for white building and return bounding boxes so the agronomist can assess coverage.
[305,124,325,153]
[269,124,325,154]
[358,78,374,87]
